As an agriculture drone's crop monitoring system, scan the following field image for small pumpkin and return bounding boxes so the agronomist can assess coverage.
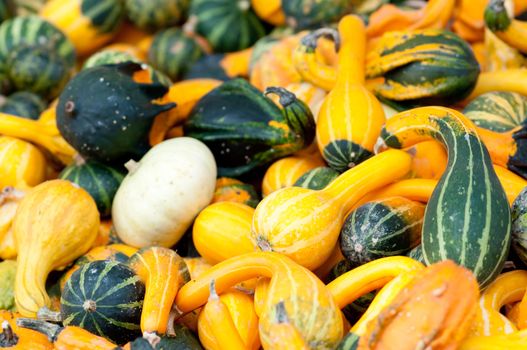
[293,166,339,190]
[212,178,259,208]
[0,91,46,120]
[14,180,100,317]
[124,0,189,31]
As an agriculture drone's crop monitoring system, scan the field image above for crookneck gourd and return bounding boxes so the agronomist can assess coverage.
[127,247,190,336]
[251,149,412,270]
[56,62,176,165]
[184,79,316,177]
[14,180,100,317]
[314,15,386,172]
[377,106,511,287]
[485,0,527,54]
[175,252,343,350]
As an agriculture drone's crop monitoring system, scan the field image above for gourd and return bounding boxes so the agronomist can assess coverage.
[0,136,46,189]
[282,82,326,121]
[485,0,527,54]
[59,159,125,217]
[407,141,447,179]
[148,28,205,81]
[122,325,203,349]
[378,106,511,287]
[293,167,339,190]
[315,15,386,172]
[340,197,424,266]
[262,155,324,196]
[484,28,525,71]
[61,260,145,344]
[184,80,316,177]
[175,252,344,350]
[265,302,309,350]
[512,187,527,265]
[0,311,53,350]
[0,187,24,260]
[460,330,527,350]
[366,29,481,109]
[470,270,527,336]
[112,137,216,248]
[463,91,527,132]
[124,0,189,31]
[452,0,489,42]
[0,260,16,312]
[83,47,144,68]
[466,69,527,101]
[14,180,100,317]
[212,178,259,208]
[184,52,249,81]
[127,247,190,335]
[40,0,126,56]
[282,0,352,30]
[0,92,46,120]
[250,0,285,26]
[193,202,255,264]
[198,282,260,350]
[188,0,267,53]
[251,149,412,270]
[56,62,176,165]
[358,260,479,350]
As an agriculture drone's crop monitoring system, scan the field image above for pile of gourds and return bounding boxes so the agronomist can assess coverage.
[2,0,527,349]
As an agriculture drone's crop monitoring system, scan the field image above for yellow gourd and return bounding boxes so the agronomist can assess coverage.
[0,187,25,260]
[265,302,309,350]
[316,15,386,172]
[251,149,412,270]
[14,180,99,317]
[0,136,47,190]
[466,69,527,102]
[250,0,285,26]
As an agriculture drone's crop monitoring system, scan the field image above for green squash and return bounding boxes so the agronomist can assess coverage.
[122,325,203,349]
[59,159,125,217]
[80,0,126,36]
[189,0,267,53]
[61,260,145,344]
[366,29,480,109]
[0,260,16,312]
[340,197,424,266]
[282,0,352,30]
[0,91,46,119]
[293,167,339,190]
[463,91,527,132]
[148,28,204,81]
[56,62,176,165]
[512,187,527,265]
[125,0,189,31]
[184,80,316,177]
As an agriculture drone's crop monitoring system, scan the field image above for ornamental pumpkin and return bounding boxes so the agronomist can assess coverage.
[112,137,216,248]
[14,180,100,317]
[465,69,527,101]
[282,0,352,30]
[316,15,386,172]
[0,92,46,120]
[378,106,511,287]
[252,149,412,270]
[125,0,189,31]
[0,136,46,190]
[212,178,259,208]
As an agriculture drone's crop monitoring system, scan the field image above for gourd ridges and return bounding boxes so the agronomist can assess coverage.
[81,0,124,33]
[323,140,372,173]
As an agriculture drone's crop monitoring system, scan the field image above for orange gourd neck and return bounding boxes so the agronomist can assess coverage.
[335,16,366,86]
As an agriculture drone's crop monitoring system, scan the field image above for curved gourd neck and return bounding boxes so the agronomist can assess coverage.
[335,15,366,86]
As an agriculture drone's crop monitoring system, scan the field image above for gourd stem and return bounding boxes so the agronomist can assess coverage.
[0,321,18,347]
[275,301,289,323]
[300,28,340,52]
[37,307,62,322]
[264,87,296,107]
[16,318,62,342]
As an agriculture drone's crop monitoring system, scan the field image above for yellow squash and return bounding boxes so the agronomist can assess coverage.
[0,187,25,260]
[0,136,47,190]
[14,180,99,317]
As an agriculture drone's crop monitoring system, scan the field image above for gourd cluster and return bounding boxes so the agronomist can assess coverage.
[1,0,527,349]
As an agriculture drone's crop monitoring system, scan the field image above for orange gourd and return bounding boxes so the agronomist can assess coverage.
[262,155,324,196]
[358,260,479,350]
[518,291,527,329]
[0,311,53,350]
[250,0,285,26]
[128,247,190,335]
[175,252,343,350]
[212,178,259,208]
[407,141,447,179]
[252,149,412,270]
[265,302,309,350]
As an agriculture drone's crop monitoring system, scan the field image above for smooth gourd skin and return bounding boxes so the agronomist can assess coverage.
[112,137,217,248]
[14,179,100,317]
[61,260,145,345]
[0,136,47,189]
[379,106,511,287]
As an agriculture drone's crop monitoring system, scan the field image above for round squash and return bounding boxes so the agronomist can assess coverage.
[112,137,216,248]
[61,260,145,345]
[282,0,352,30]
[0,136,47,189]
[125,0,189,31]
[0,92,46,120]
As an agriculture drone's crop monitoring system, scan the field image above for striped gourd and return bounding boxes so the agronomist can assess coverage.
[212,177,260,208]
[0,91,46,120]
[60,260,145,344]
[379,106,511,287]
[485,0,527,54]
[366,29,481,109]
[189,0,267,53]
[293,166,339,190]
[40,0,126,56]
[406,245,425,264]
[282,0,352,30]
[340,197,424,266]
[261,155,324,196]
[316,16,385,172]
[512,187,527,265]
[463,91,527,132]
[59,159,125,217]
[125,0,189,31]
[148,28,204,81]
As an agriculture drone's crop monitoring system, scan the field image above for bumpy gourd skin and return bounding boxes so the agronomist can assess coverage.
[14,180,100,317]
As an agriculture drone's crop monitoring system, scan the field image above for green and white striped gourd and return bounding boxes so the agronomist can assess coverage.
[125,0,190,31]
[293,166,339,190]
[282,0,352,30]
[0,91,46,119]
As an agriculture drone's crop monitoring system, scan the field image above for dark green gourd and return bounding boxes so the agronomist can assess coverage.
[125,0,190,31]
[282,0,352,30]
[56,62,176,165]
[0,91,46,119]
[60,260,145,344]
[184,80,316,177]
[59,159,125,217]
[293,167,339,190]
[122,325,203,349]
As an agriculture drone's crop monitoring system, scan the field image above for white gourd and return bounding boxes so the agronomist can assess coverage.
[112,137,217,247]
